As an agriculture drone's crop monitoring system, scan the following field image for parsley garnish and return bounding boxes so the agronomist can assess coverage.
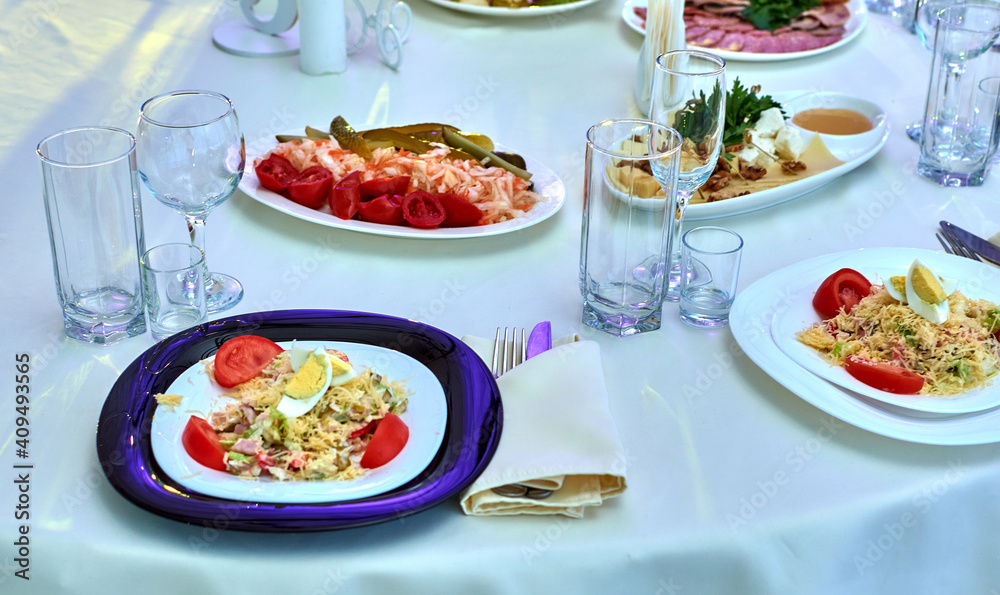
[723,78,784,149]
[742,0,821,31]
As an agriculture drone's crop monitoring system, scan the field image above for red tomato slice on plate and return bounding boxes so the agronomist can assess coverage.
[213,335,284,388]
[254,154,298,193]
[360,412,409,469]
[286,165,333,209]
[182,416,228,471]
[843,356,925,394]
[401,191,447,228]
[360,176,411,202]
[357,195,405,225]
[437,193,483,227]
[812,268,873,319]
[330,171,362,220]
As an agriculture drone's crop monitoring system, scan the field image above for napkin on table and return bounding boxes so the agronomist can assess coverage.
[458,334,626,517]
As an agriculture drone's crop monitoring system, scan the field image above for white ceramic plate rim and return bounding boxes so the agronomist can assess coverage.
[635,90,889,219]
[422,0,601,16]
[730,248,1000,445]
[623,0,867,62]
[771,266,1000,414]
[150,341,448,503]
[240,136,566,239]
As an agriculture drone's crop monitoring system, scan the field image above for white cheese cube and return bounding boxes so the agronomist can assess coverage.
[753,108,785,137]
[774,126,804,160]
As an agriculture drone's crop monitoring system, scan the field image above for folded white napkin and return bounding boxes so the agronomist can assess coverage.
[459,334,627,517]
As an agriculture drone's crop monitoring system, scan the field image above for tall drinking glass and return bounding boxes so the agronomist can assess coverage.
[580,119,681,336]
[905,0,952,141]
[649,50,726,301]
[136,90,246,313]
[917,4,1000,186]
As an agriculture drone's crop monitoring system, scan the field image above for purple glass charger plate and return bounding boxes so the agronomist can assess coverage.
[95,309,502,532]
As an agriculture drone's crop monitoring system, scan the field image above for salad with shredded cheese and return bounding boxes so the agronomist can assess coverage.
[798,263,1000,396]
[204,345,409,481]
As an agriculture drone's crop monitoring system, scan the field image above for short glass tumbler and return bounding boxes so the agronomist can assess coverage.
[580,119,681,336]
[141,243,207,341]
[37,126,147,345]
[679,226,743,328]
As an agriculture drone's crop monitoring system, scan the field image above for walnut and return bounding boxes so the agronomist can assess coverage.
[707,189,752,202]
[704,170,731,191]
[780,160,807,174]
[738,160,767,181]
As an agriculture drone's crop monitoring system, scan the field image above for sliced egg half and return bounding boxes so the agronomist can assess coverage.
[275,344,357,418]
[885,259,957,324]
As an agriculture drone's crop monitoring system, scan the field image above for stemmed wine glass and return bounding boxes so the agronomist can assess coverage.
[137,90,246,313]
[905,0,951,142]
[648,50,726,301]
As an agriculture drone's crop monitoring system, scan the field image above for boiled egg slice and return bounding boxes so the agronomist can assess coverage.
[276,346,333,419]
[903,259,957,324]
[884,275,908,303]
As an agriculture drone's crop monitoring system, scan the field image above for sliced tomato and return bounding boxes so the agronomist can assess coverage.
[349,419,378,439]
[401,191,446,228]
[181,416,228,471]
[357,194,405,225]
[329,171,362,220]
[360,176,410,202]
[254,154,298,193]
[844,356,925,394]
[437,193,483,227]
[213,335,284,388]
[286,165,333,209]
[360,412,409,469]
[812,268,873,319]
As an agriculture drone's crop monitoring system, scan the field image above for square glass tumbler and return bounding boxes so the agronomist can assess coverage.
[579,119,681,336]
[37,127,146,345]
[140,243,207,341]
[679,226,743,328]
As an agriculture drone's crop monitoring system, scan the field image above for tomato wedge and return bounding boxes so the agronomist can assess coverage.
[254,154,298,193]
[213,335,284,388]
[357,194,404,225]
[437,193,483,227]
[181,416,228,471]
[286,165,333,209]
[813,268,873,319]
[360,412,409,469]
[329,171,362,220]
[349,419,378,439]
[401,191,447,228]
[843,356,925,394]
[360,176,410,202]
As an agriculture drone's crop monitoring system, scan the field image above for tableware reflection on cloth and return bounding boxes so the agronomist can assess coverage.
[95,310,501,531]
[37,126,147,345]
[460,334,626,517]
[580,119,681,336]
[730,248,1000,445]
[649,50,726,300]
[137,90,246,312]
[679,227,743,328]
[140,243,206,342]
[916,4,1000,187]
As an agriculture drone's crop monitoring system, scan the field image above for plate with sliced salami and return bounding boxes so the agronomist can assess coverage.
[623,0,867,61]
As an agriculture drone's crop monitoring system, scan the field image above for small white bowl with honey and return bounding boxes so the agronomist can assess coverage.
[782,91,889,161]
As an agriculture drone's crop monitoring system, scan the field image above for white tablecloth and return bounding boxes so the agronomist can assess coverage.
[2,0,999,593]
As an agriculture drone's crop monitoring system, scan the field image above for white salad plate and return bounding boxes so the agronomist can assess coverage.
[240,136,566,239]
[623,0,867,62]
[150,341,449,503]
[423,0,602,17]
[730,248,1000,445]
[687,90,889,221]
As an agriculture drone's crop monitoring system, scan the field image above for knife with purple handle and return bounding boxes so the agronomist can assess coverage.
[525,321,551,359]
[941,221,1000,265]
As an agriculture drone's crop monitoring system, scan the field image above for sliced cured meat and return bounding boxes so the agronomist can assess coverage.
[715,31,747,51]
[690,28,727,46]
[685,25,710,40]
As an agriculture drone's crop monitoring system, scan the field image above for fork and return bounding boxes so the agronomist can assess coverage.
[489,327,553,500]
[936,230,983,262]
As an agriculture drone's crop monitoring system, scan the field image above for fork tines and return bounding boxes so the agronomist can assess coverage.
[492,327,525,378]
[937,229,983,262]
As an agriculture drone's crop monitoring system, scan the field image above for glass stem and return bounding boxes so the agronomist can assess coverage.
[185,214,215,292]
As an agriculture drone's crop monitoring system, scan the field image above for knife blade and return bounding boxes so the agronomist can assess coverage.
[525,321,552,359]
[940,221,1000,265]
